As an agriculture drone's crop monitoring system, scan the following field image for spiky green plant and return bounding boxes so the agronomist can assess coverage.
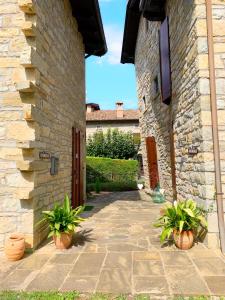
[155,199,208,243]
[38,194,85,237]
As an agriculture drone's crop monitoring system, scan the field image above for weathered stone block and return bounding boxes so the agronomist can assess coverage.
[18,0,35,14]
[6,122,35,141]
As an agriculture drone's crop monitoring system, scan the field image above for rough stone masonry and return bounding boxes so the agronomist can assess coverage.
[0,0,86,250]
[136,0,225,248]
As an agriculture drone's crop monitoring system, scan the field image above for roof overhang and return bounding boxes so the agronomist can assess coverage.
[121,0,141,64]
[121,0,165,64]
[140,0,165,21]
[70,0,107,57]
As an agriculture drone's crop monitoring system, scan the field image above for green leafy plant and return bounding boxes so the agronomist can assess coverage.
[155,199,208,243]
[39,194,85,238]
[87,128,139,160]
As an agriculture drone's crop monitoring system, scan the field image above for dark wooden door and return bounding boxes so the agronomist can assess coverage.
[72,127,84,208]
[146,136,159,189]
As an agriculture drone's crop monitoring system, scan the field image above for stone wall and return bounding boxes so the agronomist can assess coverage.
[135,0,225,248]
[196,0,225,247]
[0,0,86,250]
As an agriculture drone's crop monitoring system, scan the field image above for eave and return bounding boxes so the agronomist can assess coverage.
[70,0,107,57]
[121,0,165,64]
[121,0,141,64]
[140,0,166,21]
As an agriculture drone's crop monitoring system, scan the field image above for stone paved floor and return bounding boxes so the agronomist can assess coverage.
[1,191,225,297]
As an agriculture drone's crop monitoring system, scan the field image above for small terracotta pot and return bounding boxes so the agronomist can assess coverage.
[173,230,194,250]
[5,233,25,261]
[53,232,73,249]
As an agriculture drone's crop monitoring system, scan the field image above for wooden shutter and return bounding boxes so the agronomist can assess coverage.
[159,16,171,105]
[146,136,159,189]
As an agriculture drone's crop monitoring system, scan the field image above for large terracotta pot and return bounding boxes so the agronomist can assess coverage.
[5,233,25,261]
[53,232,73,249]
[173,230,194,250]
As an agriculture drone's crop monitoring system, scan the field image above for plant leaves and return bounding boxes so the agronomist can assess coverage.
[179,220,184,232]
[183,208,195,217]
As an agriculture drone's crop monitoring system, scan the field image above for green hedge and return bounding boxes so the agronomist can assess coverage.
[86,156,138,184]
[87,181,137,193]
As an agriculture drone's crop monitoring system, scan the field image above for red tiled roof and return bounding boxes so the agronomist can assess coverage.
[86,109,140,121]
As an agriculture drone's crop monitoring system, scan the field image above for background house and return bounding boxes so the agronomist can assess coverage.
[121,0,225,250]
[86,102,140,139]
[0,0,106,250]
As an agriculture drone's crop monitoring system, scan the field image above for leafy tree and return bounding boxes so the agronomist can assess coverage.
[87,129,139,160]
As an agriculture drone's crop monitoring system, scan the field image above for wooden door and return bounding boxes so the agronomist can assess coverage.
[72,127,84,208]
[146,136,159,189]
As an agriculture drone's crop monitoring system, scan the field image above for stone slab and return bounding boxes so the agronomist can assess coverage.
[61,275,98,292]
[134,276,170,295]
[17,254,50,270]
[96,268,132,293]
[103,252,132,270]
[134,260,164,276]
[160,251,192,265]
[193,257,225,276]
[49,253,79,265]
[0,269,31,290]
[204,276,225,295]
[165,265,210,295]
[70,253,105,276]
[26,264,71,291]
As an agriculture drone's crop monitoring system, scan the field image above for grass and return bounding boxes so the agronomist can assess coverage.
[0,291,79,300]
[0,292,224,300]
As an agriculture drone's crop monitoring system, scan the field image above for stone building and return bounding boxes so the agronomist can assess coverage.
[86,102,140,139]
[121,0,225,250]
[0,0,106,250]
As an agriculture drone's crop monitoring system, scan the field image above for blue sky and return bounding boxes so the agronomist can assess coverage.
[86,0,138,110]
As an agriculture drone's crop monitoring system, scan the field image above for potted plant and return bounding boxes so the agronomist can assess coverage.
[155,199,207,250]
[39,195,85,249]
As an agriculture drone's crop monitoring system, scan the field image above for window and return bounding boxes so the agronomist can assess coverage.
[153,75,159,95]
[145,18,149,34]
[142,96,146,111]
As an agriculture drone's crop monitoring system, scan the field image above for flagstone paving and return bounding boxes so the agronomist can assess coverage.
[0,191,225,297]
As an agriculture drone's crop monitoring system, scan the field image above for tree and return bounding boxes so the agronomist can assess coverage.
[87,129,139,160]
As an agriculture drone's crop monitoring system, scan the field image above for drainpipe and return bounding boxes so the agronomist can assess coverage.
[206,0,225,253]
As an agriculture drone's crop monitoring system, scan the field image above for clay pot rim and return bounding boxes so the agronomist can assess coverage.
[9,233,25,241]
[54,232,73,237]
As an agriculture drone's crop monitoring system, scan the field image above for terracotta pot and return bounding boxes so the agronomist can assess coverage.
[173,230,194,250]
[5,233,25,261]
[53,232,73,249]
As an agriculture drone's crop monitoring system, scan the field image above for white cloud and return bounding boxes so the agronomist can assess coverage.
[105,25,123,64]
[95,24,123,65]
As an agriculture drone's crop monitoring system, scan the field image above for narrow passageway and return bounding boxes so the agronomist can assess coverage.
[1,191,225,296]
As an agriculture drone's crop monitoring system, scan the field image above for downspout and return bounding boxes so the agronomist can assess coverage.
[206,0,225,253]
